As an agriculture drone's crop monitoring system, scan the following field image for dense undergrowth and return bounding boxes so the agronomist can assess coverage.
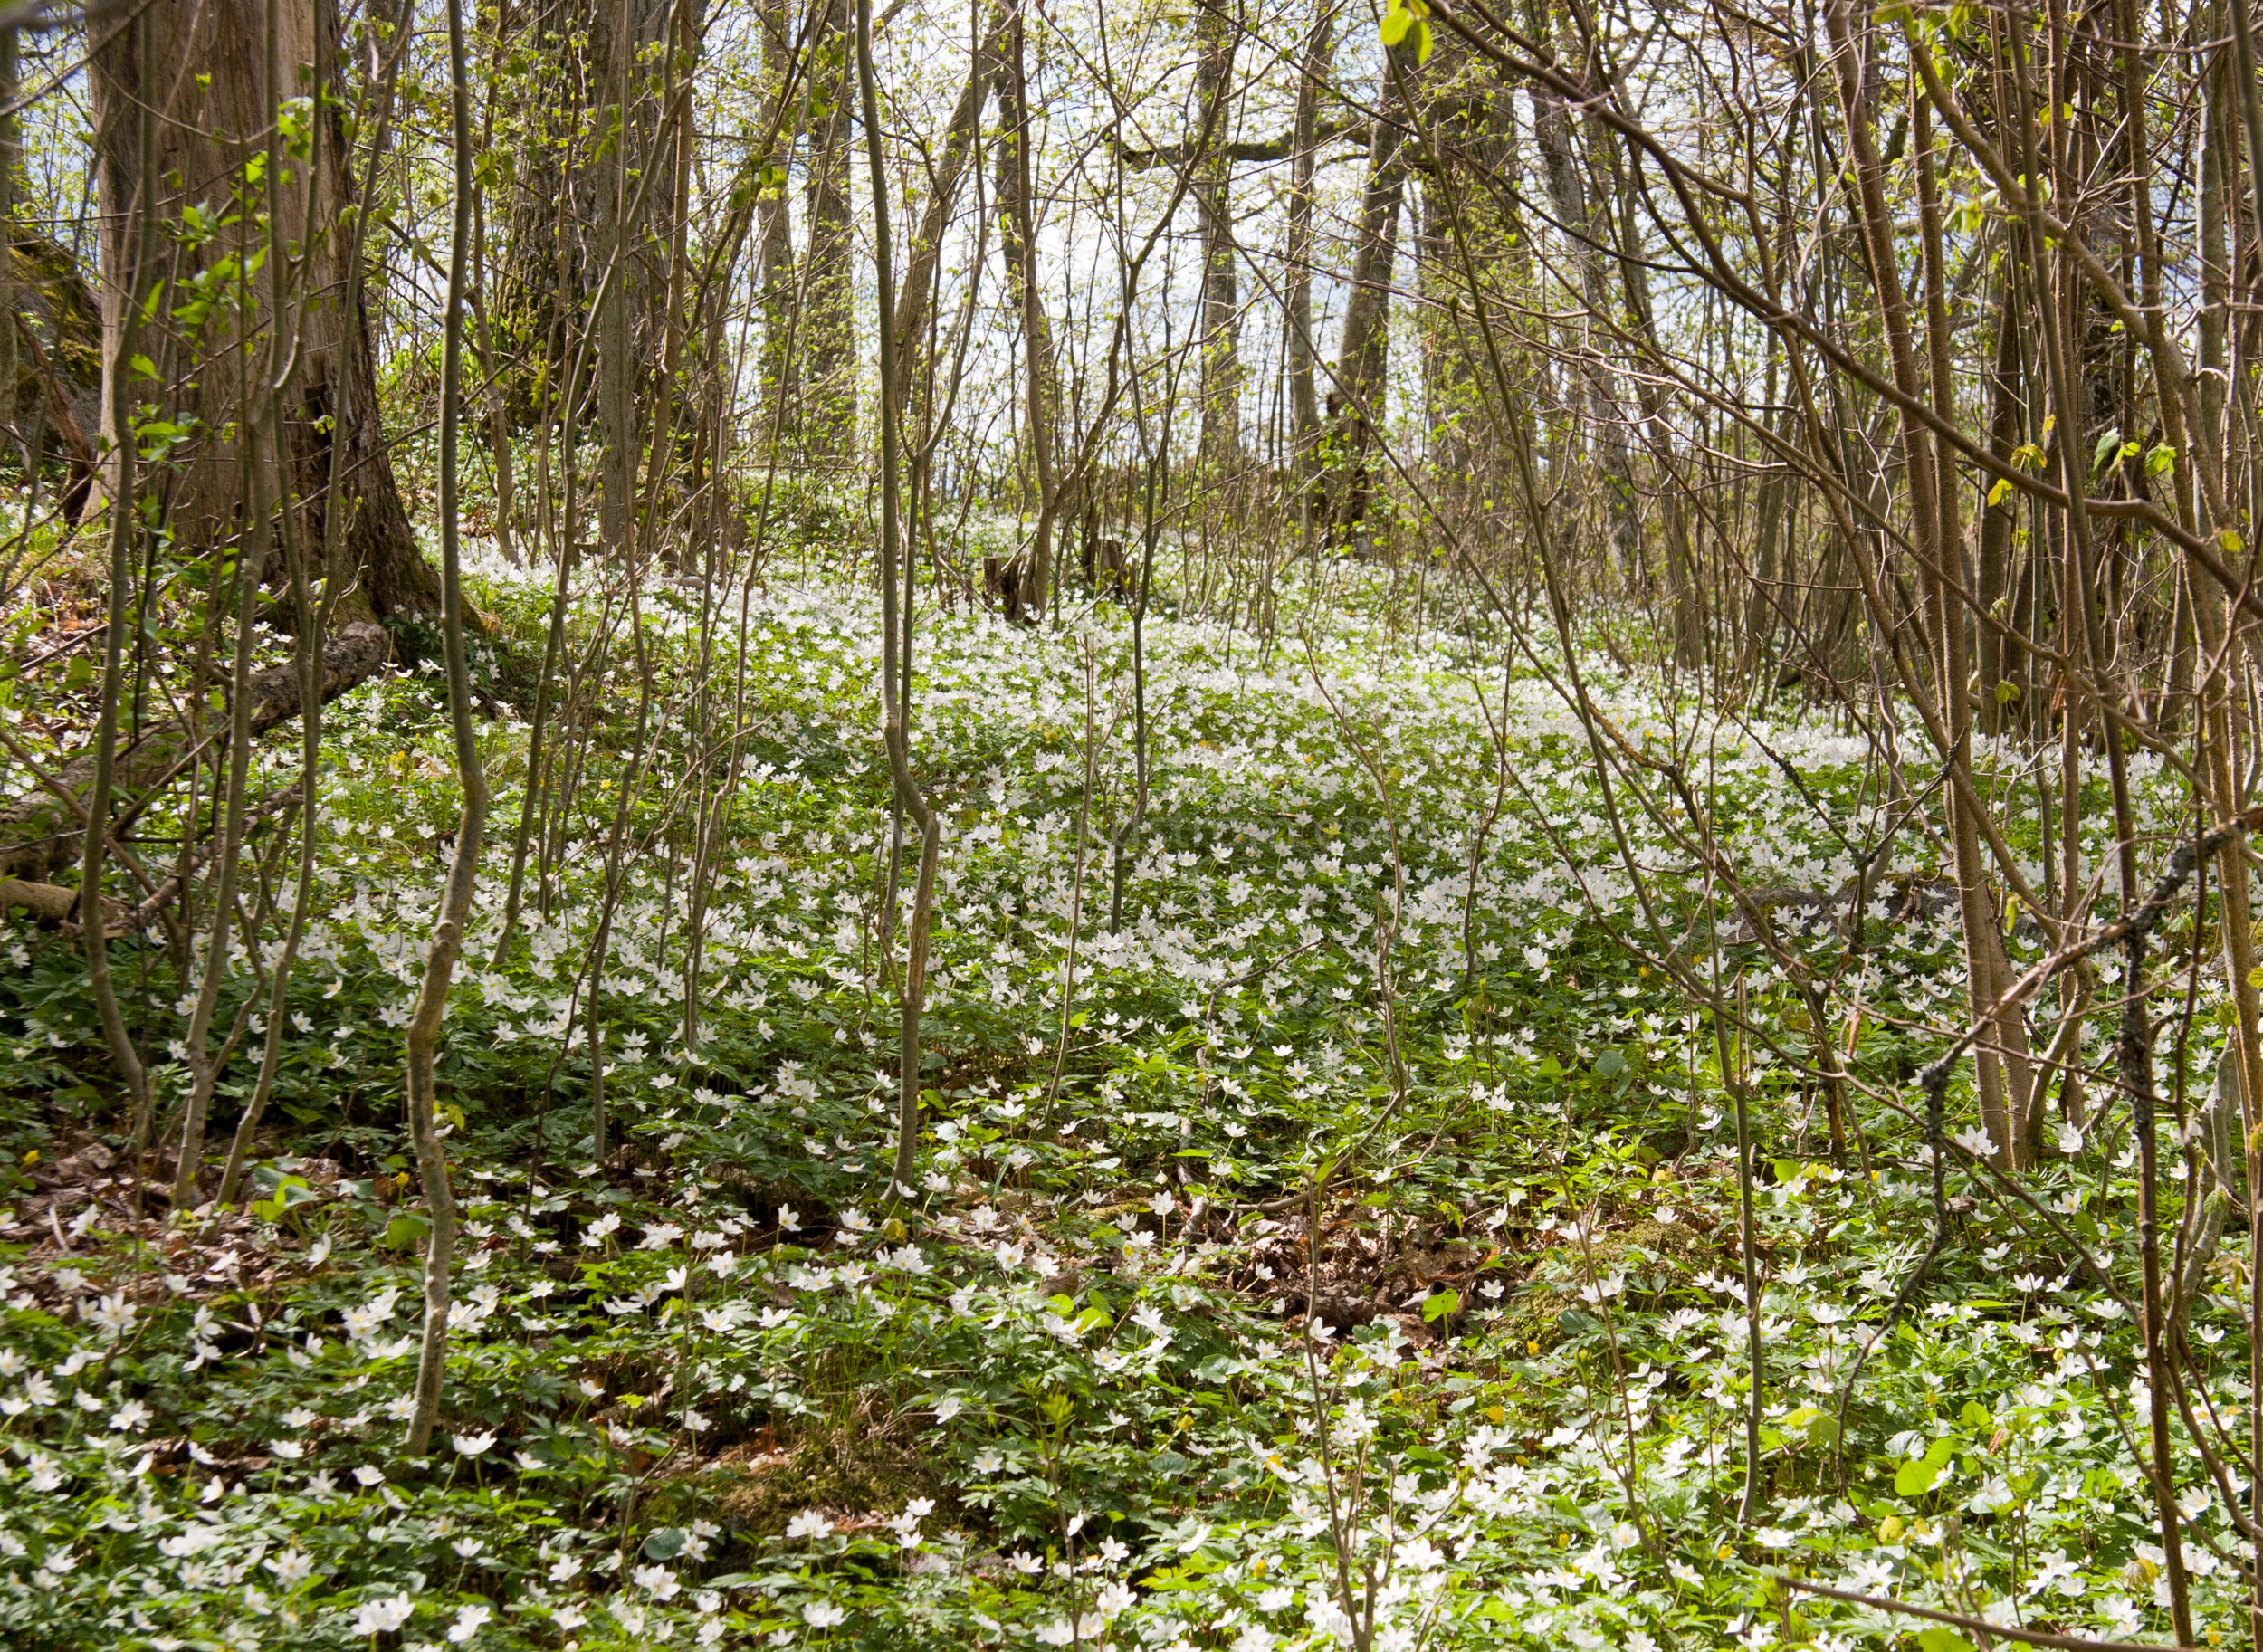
[0,545,2244,1649]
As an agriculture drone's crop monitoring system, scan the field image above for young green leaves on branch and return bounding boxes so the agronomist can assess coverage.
[1380,0,1433,62]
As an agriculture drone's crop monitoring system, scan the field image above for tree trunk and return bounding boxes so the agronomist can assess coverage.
[89,0,436,621]
[893,7,1003,400]
[1285,1,1333,529]
[1193,0,1240,464]
[757,0,800,435]
[1977,271,2023,735]
[803,0,857,459]
[1527,5,1641,584]
[1599,117,1703,668]
[593,0,674,557]
[1324,52,1408,545]
[994,1,1055,613]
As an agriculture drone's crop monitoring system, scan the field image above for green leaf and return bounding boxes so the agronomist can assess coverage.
[642,1527,688,1561]
[1893,1456,1937,1496]
[1593,1048,1626,1079]
[1775,1403,1838,1451]
[250,1173,317,1222]
[380,1213,432,1249]
[1894,1435,1957,1496]
[1960,1399,1991,1429]
[1986,475,2014,509]
[1916,1630,1976,1652]
[1421,1289,1461,1323]
[1380,3,1411,44]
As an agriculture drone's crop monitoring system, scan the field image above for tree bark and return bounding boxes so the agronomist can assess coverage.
[89,0,436,621]
[803,0,857,459]
[756,0,800,434]
[1324,52,1408,544]
[0,621,388,882]
[1977,271,2023,735]
[1285,1,1333,525]
[1193,0,1240,463]
[995,1,1056,613]
[1526,2,1641,582]
[593,0,673,557]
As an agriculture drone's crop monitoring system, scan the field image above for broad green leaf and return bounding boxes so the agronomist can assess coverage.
[1894,1435,1957,1496]
[1894,1456,1939,1496]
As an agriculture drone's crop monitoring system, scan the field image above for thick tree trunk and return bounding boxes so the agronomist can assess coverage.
[1600,126,1703,668]
[1285,1,1333,526]
[593,0,675,557]
[1193,0,1240,463]
[994,2,1056,613]
[1324,54,1408,544]
[1528,15,1641,582]
[757,0,800,434]
[893,10,1001,398]
[803,0,857,459]
[491,0,602,428]
[89,0,436,621]
[1415,34,1516,505]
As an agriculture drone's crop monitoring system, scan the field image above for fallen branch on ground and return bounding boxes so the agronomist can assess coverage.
[0,619,387,881]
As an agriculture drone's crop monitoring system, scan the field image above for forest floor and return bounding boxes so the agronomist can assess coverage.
[0,556,2239,1649]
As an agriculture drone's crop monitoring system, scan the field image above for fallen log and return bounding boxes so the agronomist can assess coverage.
[0,875,127,931]
[0,620,388,881]
[0,781,304,938]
